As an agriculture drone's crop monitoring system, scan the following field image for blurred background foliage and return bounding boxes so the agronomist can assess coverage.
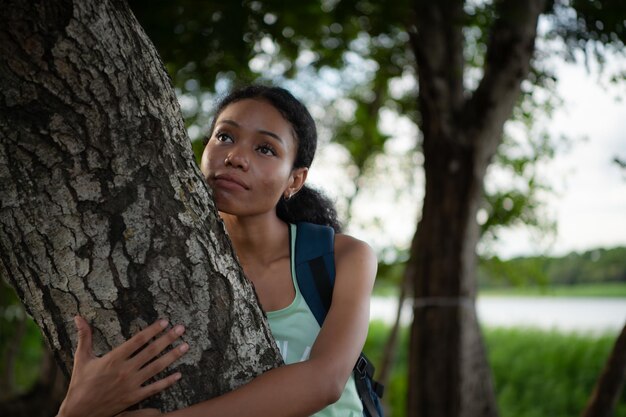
[126,0,626,252]
[2,0,626,415]
[0,279,45,398]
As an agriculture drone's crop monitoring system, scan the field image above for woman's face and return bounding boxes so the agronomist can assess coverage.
[200,98,307,217]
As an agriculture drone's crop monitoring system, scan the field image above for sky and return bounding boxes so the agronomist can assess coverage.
[493,58,626,258]
[307,55,626,261]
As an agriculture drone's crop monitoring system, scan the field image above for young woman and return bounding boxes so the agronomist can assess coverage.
[57,85,377,417]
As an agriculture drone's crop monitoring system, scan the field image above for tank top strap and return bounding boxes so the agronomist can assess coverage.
[288,223,300,296]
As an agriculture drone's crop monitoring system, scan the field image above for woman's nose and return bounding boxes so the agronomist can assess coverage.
[224,148,249,170]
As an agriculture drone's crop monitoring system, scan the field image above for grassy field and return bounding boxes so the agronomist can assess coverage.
[486,327,626,417]
[363,321,626,417]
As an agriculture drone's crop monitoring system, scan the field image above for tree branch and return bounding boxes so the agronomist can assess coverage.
[464,0,546,156]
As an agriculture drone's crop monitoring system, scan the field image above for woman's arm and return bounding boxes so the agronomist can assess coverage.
[57,316,188,417]
[164,234,377,417]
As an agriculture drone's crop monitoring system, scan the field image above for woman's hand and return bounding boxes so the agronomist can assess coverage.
[57,316,189,417]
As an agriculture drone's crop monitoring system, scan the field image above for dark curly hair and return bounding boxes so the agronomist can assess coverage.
[206,85,342,232]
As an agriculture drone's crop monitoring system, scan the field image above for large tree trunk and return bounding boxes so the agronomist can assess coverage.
[0,0,282,412]
[406,1,545,416]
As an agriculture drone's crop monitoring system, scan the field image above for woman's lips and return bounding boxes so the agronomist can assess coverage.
[214,174,249,190]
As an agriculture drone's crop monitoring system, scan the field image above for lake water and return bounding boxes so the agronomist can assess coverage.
[370,296,626,335]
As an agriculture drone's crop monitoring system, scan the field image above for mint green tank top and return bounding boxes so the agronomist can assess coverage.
[266,223,363,417]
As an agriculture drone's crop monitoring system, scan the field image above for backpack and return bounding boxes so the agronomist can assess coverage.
[293,221,385,417]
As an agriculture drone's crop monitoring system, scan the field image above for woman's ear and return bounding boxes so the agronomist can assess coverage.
[285,167,308,199]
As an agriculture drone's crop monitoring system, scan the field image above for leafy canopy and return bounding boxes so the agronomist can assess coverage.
[128,0,625,252]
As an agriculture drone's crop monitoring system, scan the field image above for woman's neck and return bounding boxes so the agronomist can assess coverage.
[219,212,290,268]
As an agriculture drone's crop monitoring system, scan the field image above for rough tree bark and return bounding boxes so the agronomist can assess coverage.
[406,1,546,416]
[0,0,282,412]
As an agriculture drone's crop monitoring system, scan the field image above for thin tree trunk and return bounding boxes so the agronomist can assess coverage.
[581,322,626,417]
[377,268,410,388]
[406,1,545,416]
[0,0,282,412]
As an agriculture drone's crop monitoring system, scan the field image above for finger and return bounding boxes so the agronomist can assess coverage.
[137,341,189,382]
[130,324,185,369]
[136,372,182,403]
[115,319,169,359]
[74,315,94,363]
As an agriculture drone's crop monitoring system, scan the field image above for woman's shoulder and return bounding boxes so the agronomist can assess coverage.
[332,232,377,292]
[334,232,376,265]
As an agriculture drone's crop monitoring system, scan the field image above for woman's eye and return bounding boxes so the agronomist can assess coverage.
[257,144,277,156]
[216,132,233,143]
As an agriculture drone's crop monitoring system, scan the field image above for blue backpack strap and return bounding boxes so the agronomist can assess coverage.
[294,221,335,327]
[294,222,385,417]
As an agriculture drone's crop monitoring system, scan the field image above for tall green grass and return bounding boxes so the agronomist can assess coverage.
[363,322,626,417]
[486,327,626,417]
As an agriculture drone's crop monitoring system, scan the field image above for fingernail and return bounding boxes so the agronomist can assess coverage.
[179,343,189,353]
[174,372,182,380]
[74,316,80,327]
[174,325,185,335]
[160,319,169,328]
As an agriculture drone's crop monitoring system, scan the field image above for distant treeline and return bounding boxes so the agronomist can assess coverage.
[478,246,626,288]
